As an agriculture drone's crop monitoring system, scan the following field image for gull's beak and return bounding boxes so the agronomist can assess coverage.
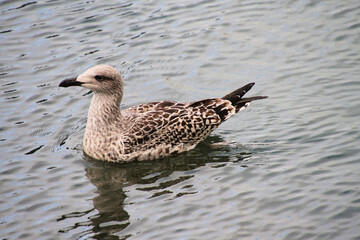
[59,77,83,88]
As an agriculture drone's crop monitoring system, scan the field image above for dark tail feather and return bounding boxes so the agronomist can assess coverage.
[222,82,255,102]
[222,83,268,112]
[239,96,269,103]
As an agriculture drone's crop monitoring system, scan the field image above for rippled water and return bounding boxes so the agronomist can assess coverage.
[1,0,360,239]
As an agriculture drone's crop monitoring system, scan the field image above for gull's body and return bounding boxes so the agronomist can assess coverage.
[59,65,267,162]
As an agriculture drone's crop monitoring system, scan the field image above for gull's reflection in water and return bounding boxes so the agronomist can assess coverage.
[58,136,251,239]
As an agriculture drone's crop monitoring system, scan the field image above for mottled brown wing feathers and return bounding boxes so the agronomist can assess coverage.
[189,98,233,122]
[124,100,221,152]
[128,101,175,113]
[123,83,267,154]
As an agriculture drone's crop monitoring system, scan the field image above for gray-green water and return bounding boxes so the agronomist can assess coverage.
[1,1,360,239]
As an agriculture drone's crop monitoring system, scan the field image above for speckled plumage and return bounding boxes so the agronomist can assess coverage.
[59,65,267,162]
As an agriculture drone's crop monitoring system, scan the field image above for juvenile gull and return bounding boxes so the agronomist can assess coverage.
[59,65,267,162]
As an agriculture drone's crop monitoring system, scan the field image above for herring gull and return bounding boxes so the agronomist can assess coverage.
[59,65,267,162]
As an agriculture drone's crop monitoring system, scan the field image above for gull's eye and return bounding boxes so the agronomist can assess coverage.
[94,75,113,82]
[95,75,105,82]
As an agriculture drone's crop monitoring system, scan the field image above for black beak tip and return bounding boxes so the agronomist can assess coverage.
[59,77,82,88]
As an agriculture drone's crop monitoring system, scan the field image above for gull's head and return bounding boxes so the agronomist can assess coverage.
[59,65,123,95]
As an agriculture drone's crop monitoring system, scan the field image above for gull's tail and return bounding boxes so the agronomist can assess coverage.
[222,82,268,112]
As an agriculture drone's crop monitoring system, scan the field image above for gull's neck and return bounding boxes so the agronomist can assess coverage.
[86,92,125,133]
